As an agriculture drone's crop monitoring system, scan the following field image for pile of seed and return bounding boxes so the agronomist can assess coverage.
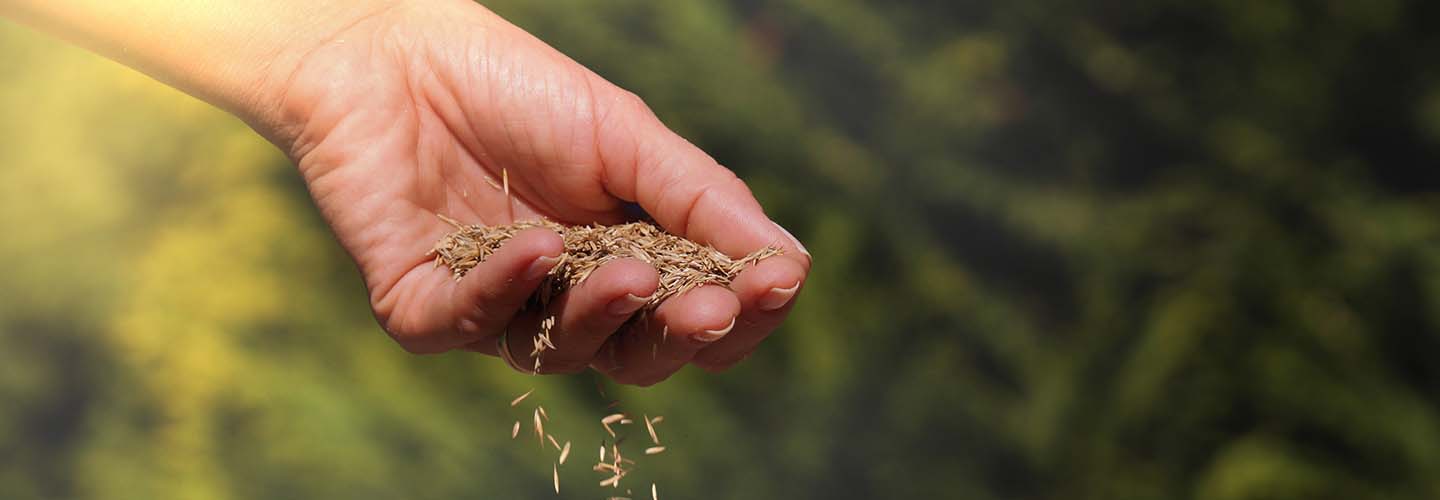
[430,216,781,309]
[432,216,780,372]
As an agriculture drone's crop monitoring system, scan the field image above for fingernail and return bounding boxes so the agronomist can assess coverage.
[773,221,811,258]
[606,293,648,315]
[525,255,559,280]
[758,282,801,311]
[695,317,736,343]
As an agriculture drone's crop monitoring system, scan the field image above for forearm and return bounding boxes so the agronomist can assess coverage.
[0,0,395,130]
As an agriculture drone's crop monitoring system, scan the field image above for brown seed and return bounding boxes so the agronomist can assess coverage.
[548,434,562,451]
[553,463,560,494]
[511,421,520,439]
[644,414,660,445]
[644,446,666,455]
[431,220,781,315]
[601,413,626,425]
[510,389,533,407]
[600,475,621,488]
[538,405,549,421]
[559,441,571,465]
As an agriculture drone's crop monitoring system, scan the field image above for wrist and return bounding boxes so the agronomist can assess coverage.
[230,0,407,146]
[0,0,403,145]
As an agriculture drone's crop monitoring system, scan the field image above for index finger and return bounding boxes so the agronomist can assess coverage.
[589,85,812,268]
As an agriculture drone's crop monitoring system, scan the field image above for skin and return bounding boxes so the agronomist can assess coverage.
[1,0,810,385]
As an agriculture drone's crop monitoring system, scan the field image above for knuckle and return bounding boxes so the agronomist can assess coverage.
[395,336,446,355]
[456,318,486,338]
[717,170,754,199]
[463,301,514,334]
[615,89,652,116]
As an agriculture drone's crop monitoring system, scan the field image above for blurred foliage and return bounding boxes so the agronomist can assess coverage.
[3,1,1440,499]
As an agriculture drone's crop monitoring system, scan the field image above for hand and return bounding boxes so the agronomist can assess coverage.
[254,1,810,385]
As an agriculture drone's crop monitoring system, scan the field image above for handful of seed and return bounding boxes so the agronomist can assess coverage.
[430,216,781,309]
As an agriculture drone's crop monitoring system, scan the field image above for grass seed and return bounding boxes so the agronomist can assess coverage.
[431,219,781,312]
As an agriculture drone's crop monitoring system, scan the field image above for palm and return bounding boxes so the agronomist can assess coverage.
[272,2,809,383]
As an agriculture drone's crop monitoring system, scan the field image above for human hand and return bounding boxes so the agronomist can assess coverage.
[248,1,810,384]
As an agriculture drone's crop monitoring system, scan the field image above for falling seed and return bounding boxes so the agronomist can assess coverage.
[535,409,545,445]
[652,483,658,500]
[602,413,624,437]
[644,414,659,445]
[538,405,549,421]
[620,419,633,425]
[511,389,533,407]
[645,446,666,455]
[484,176,501,190]
[650,416,664,425]
[549,434,562,451]
[502,168,510,198]
[512,421,520,439]
[600,475,621,488]
[559,441,571,464]
[600,444,607,462]
[553,463,560,494]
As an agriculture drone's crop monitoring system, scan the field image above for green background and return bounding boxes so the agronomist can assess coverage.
[3,1,1440,498]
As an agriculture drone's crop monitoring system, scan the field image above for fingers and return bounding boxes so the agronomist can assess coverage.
[691,256,806,371]
[587,82,812,379]
[407,227,562,354]
[593,285,740,386]
[591,85,812,272]
[498,258,660,374]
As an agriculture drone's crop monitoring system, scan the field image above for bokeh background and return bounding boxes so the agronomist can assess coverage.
[4,1,1440,498]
